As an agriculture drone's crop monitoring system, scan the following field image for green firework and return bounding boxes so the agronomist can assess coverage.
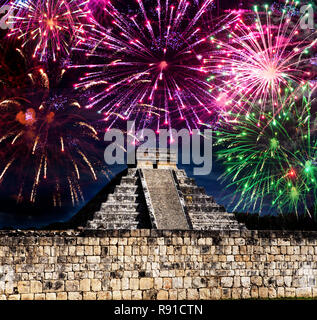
[215,83,317,216]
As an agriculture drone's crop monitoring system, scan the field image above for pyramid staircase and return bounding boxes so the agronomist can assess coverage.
[173,170,245,231]
[73,148,246,231]
[85,168,151,230]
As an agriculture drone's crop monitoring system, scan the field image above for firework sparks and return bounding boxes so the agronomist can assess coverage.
[208,2,317,116]
[72,0,218,132]
[0,61,104,206]
[8,0,91,62]
[215,83,317,215]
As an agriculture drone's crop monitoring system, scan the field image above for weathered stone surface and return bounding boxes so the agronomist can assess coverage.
[67,148,245,231]
[142,169,189,230]
[79,279,90,292]
[0,230,317,300]
[140,278,154,290]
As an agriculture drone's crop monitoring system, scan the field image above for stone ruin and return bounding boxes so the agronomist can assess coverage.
[67,148,246,231]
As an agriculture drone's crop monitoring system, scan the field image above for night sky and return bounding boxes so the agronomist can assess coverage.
[0,0,314,229]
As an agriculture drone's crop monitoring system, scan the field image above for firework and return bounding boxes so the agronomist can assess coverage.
[208,1,317,117]
[0,55,105,206]
[215,83,317,215]
[7,0,91,62]
[0,40,35,92]
[72,0,217,132]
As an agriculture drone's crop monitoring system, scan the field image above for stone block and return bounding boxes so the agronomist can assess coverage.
[8,294,20,300]
[113,291,122,300]
[250,276,262,286]
[296,287,312,298]
[168,289,178,300]
[241,288,251,299]
[221,277,233,288]
[87,256,100,264]
[65,280,79,292]
[172,277,183,289]
[83,292,97,300]
[56,292,67,300]
[199,288,210,300]
[34,294,46,300]
[232,288,242,299]
[21,294,34,300]
[91,279,101,292]
[122,290,132,300]
[30,281,42,293]
[241,277,250,288]
[97,291,112,300]
[79,279,90,292]
[110,279,121,291]
[277,287,285,298]
[155,290,167,300]
[210,288,221,300]
[46,293,57,300]
[17,281,30,294]
[258,287,269,298]
[68,292,82,300]
[130,278,139,290]
[131,290,142,300]
[140,278,154,290]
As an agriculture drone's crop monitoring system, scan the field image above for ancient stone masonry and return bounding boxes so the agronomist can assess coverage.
[173,169,245,231]
[0,229,317,300]
[85,168,151,230]
[70,148,245,231]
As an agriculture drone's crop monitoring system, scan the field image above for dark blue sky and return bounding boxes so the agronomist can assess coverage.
[0,146,264,229]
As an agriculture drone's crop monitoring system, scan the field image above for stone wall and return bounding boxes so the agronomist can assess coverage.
[0,229,317,300]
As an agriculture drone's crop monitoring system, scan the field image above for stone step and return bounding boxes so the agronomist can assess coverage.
[187,205,226,213]
[120,176,138,184]
[185,195,218,202]
[177,180,197,187]
[119,183,138,188]
[180,186,206,195]
[188,210,235,216]
[174,169,187,176]
[192,220,242,226]
[189,213,236,221]
[107,194,139,202]
[141,169,189,230]
[193,225,241,231]
[92,212,140,220]
[86,221,139,229]
[189,218,236,225]
[126,169,138,176]
[93,211,140,218]
[99,215,142,222]
[100,203,141,211]
[114,186,139,193]
[184,199,220,207]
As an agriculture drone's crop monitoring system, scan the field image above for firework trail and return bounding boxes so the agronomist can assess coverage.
[0,48,106,206]
[215,82,317,216]
[7,0,91,62]
[208,1,317,117]
[72,0,218,132]
[0,40,36,93]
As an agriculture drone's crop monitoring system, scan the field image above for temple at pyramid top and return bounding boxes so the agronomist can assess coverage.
[136,148,177,169]
[66,148,246,231]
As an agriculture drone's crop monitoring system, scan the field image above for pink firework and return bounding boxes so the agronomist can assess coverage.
[72,0,217,132]
[8,0,91,62]
[208,2,317,117]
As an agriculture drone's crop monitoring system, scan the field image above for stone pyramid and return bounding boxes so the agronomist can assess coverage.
[68,148,246,231]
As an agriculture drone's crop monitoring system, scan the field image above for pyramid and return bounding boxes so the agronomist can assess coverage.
[68,148,246,231]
